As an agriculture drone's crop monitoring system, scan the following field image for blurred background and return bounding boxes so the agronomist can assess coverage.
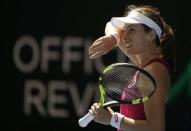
[2,0,191,131]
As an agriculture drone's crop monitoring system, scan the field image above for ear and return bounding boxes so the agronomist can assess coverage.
[147,29,156,41]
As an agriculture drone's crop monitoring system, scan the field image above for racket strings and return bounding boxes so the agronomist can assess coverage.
[101,66,155,103]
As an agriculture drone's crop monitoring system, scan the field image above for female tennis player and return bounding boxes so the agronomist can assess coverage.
[88,5,175,131]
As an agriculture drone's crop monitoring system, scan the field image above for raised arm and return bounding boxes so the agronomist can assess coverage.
[89,21,121,59]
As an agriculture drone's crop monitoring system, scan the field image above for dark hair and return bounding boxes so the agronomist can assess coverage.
[124,5,176,75]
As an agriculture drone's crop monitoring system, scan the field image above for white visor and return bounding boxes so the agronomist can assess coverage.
[111,11,162,38]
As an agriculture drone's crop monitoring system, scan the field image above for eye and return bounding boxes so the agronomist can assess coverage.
[127,27,136,32]
[124,27,136,33]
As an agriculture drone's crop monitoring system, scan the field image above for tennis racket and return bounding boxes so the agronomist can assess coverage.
[78,63,156,127]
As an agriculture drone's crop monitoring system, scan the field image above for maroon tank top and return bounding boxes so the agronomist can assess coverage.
[117,58,170,131]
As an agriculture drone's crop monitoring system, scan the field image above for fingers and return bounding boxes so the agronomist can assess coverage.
[89,36,108,55]
[89,35,116,59]
[89,40,102,55]
[90,50,107,59]
[89,103,100,115]
[89,39,108,59]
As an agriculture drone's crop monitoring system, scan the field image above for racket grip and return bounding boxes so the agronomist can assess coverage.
[78,112,94,127]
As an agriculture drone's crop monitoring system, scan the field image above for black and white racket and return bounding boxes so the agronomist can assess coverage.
[78,63,156,127]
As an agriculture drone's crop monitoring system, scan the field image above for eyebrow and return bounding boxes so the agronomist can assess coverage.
[123,24,138,30]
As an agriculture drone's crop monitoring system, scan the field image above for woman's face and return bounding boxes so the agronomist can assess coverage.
[119,24,154,55]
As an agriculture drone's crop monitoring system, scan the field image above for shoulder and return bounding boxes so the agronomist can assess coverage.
[144,61,170,81]
[144,62,170,98]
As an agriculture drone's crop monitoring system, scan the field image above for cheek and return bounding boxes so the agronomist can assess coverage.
[128,41,149,54]
[135,36,150,48]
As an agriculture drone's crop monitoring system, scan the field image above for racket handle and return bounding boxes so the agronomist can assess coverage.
[78,112,94,127]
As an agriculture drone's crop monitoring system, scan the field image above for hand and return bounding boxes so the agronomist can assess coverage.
[89,35,117,59]
[89,103,113,125]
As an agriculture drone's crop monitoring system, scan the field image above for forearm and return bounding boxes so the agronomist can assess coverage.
[120,117,164,131]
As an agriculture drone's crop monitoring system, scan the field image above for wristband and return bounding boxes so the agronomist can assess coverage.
[110,34,120,47]
[110,112,124,129]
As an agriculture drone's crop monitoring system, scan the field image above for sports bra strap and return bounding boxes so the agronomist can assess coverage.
[142,58,170,73]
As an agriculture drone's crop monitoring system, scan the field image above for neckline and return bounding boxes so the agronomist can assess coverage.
[139,58,170,72]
